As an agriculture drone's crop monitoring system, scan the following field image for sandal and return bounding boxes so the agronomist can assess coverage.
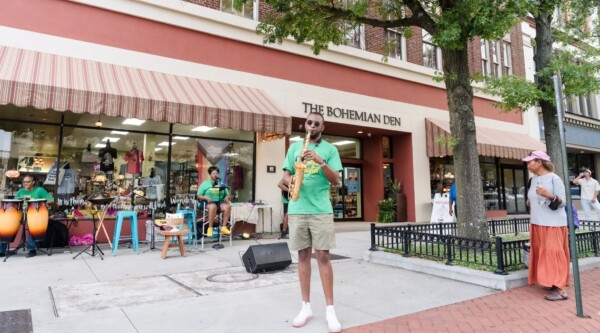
[542,286,557,291]
[544,293,568,301]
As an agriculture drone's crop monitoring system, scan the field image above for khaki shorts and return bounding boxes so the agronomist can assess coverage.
[288,214,336,251]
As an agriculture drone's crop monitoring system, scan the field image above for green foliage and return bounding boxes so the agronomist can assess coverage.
[435,135,458,148]
[390,179,403,193]
[478,75,548,112]
[377,198,396,223]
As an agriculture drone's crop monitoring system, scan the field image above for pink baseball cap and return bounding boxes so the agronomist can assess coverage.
[522,150,551,162]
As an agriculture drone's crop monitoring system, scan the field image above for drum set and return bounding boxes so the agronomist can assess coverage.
[0,197,49,261]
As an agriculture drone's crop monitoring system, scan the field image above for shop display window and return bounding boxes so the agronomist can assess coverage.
[1,108,258,216]
[291,132,361,159]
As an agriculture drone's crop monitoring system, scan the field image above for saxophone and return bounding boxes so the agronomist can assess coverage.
[289,131,311,202]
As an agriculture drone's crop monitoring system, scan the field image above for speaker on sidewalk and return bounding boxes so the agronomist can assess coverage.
[242,242,292,273]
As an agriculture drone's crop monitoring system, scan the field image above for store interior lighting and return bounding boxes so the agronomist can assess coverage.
[332,140,354,146]
[173,136,190,140]
[191,126,215,132]
[122,118,146,126]
[101,137,120,143]
[158,141,175,146]
[111,130,129,135]
[94,115,103,127]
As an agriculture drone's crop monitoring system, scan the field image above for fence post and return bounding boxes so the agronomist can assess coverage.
[402,225,411,257]
[369,223,377,251]
[445,237,453,266]
[438,222,443,235]
[494,236,508,275]
[490,219,496,237]
[593,231,599,257]
[513,218,518,235]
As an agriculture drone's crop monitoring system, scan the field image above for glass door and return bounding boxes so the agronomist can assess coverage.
[501,165,528,214]
[331,165,363,220]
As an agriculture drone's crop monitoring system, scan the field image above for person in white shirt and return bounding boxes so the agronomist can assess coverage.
[572,168,600,220]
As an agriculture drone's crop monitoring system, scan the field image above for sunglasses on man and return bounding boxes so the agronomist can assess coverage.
[306,119,321,127]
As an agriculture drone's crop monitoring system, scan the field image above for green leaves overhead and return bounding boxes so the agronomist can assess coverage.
[235,0,528,53]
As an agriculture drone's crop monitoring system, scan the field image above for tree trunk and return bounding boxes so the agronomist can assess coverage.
[442,47,490,240]
[535,9,564,176]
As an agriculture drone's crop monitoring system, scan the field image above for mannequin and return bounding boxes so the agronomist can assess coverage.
[98,140,117,173]
[145,167,163,200]
[124,141,144,175]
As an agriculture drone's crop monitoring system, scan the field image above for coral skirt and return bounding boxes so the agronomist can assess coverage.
[528,224,570,289]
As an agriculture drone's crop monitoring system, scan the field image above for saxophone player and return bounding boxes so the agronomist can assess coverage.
[282,112,343,332]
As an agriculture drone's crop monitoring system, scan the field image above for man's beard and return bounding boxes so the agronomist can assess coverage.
[309,131,321,140]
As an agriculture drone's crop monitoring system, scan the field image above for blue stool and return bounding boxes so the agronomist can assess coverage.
[176,209,197,249]
[112,211,139,256]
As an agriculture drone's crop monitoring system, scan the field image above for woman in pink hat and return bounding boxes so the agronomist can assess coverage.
[523,150,569,301]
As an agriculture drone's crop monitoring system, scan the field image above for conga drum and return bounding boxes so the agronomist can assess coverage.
[0,199,23,243]
[27,199,49,241]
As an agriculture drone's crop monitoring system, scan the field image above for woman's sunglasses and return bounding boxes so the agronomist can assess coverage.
[306,119,321,127]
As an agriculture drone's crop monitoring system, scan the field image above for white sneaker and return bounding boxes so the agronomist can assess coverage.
[292,301,312,327]
[326,305,342,333]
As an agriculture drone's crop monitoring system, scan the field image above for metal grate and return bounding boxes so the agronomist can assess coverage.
[0,309,33,333]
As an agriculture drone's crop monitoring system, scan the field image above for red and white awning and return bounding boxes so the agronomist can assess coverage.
[425,118,547,159]
[0,45,291,135]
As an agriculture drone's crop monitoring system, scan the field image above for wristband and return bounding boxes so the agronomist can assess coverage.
[319,160,327,168]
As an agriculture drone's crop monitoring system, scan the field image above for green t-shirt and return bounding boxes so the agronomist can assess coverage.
[197,179,229,202]
[282,139,342,214]
[15,186,54,201]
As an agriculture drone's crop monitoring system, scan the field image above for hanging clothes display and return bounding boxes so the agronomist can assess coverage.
[124,146,144,175]
[98,141,117,173]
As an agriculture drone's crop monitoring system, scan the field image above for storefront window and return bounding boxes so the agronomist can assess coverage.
[291,132,361,159]
[0,107,258,214]
[383,136,392,159]
[0,120,60,199]
[568,153,595,199]
[430,157,454,198]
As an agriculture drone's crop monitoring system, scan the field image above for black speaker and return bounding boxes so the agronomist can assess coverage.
[242,242,292,273]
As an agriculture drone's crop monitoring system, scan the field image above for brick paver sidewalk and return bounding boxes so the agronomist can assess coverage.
[346,268,600,333]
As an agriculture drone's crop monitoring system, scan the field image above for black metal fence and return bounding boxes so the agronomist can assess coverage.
[369,219,600,274]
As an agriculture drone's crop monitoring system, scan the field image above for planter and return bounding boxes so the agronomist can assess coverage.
[395,192,407,222]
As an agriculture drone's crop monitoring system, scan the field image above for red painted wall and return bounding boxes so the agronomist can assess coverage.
[0,0,522,124]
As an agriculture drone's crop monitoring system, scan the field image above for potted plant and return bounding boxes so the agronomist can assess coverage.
[390,179,408,222]
[377,198,396,223]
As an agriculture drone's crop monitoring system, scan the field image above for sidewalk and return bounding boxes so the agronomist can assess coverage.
[345,267,600,333]
[0,222,597,332]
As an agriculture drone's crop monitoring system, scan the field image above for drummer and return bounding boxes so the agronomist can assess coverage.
[0,175,53,258]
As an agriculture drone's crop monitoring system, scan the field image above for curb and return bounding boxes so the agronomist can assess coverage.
[363,250,600,291]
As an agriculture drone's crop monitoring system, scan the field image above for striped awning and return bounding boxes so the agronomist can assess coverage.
[425,118,547,159]
[0,45,291,135]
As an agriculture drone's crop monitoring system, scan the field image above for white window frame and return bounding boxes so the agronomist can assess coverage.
[385,28,406,60]
[422,30,441,70]
[480,39,490,76]
[503,42,512,75]
[491,40,501,77]
[220,0,257,20]
[344,23,365,50]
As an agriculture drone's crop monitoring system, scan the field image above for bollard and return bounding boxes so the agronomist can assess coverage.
[494,236,508,275]
[369,223,377,251]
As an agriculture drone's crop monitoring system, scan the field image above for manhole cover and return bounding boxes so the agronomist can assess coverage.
[206,272,259,283]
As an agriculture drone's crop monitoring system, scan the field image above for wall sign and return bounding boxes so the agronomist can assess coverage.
[302,102,401,127]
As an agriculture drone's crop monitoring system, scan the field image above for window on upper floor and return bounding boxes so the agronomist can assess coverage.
[481,39,490,76]
[345,23,366,50]
[422,30,441,70]
[503,42,513,75]
[566,94,598,119]
[490,40,501,78]
[221,0,257,20]
[385,28,405,60]
[339,0,365,50]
